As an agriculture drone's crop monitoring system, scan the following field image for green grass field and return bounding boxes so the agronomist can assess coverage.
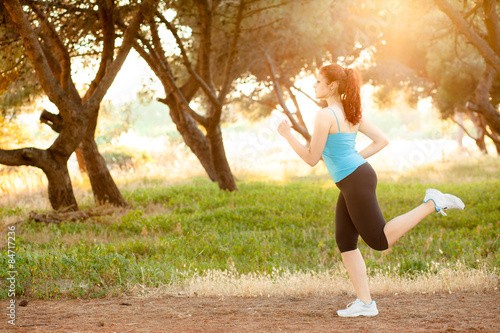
[1,156,499,299]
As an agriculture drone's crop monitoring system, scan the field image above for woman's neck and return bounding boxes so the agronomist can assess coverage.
[326,95,342,109]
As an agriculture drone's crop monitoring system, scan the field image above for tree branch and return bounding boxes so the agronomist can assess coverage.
[218,0,245,106]
[484,125,500,144]
[434,0,500,75]
[82,0,116,103]
[0,147,47,168]
[156,10,221,110]
[241,18,282,33]
[0,54,26,76]
[149,16,170,71]
[450,114,479,140]
[84,0,159,115]
[148,13,209,125]
[38,39,62,80]
[132,36,168,84]
[40,109,63,133]
[132,37,208,127]
[288,82,323,107]
[242,0,292,18]
[3,0,77,118]
[264,52,310,141]
[146,18,208,125]
[195,0,218,97]
[468,64,500,134]
[483,0,500,55]
[285,84,309,135]
[27,0,81,104]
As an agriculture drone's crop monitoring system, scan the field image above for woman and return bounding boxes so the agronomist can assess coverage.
[277,64,465,317]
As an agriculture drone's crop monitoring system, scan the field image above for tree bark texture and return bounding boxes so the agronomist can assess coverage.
[45,160,79,211]
[0,147,79,210]
[163,95,218,182]
[79,108,128,206]
[206,124,237,191]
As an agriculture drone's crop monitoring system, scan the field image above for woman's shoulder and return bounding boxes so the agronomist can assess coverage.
[318,107,335,117]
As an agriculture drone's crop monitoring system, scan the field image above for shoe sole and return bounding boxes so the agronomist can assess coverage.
[337,311,379,317]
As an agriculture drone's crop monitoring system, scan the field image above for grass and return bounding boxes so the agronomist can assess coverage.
[0,155,499,299]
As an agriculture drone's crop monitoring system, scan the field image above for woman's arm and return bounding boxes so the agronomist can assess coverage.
[357,117,389,159]
[277,109,331,167]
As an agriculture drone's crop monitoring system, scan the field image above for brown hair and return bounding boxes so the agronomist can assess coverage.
[319,64,362,125]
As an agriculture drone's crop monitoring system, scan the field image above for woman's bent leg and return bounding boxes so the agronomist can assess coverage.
[383,201,435,247]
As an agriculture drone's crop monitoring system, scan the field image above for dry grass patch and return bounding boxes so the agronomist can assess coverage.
[128,264,499,298]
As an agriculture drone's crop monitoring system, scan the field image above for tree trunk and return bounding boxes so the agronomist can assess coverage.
[74,148,87,173]
[44,159,79,211]
[159,76,218,182]
[206,124,237,191]
[79,109,128,207]
[166,99,218,182]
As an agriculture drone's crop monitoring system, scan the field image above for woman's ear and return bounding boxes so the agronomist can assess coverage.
[329,81,338,92]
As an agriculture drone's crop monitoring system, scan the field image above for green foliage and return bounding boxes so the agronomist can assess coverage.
[1,158,498,299]
[426,34,483,118]
[364,0,499,121]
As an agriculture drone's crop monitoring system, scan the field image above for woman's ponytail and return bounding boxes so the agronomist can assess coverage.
[341,68,362,125]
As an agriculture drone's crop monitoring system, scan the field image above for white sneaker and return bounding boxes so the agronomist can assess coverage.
[337,298,379,317]
[423,188,465,216]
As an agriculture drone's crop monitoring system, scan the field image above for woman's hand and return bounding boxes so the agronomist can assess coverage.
[276,109,329,167]
[277,119,292,137]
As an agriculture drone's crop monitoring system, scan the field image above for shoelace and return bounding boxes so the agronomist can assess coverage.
[438,207,448,216]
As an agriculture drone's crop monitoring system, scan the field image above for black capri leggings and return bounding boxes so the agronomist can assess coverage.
[335,162,389,253]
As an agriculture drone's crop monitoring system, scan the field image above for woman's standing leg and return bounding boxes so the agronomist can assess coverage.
[341,249,371,304]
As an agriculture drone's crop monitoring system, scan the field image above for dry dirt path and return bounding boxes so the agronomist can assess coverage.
[2,291,499,332]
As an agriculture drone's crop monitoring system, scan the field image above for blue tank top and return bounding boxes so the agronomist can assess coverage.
[322,107,366,183]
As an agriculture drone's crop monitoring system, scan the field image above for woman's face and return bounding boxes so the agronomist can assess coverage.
[313,73,334,100]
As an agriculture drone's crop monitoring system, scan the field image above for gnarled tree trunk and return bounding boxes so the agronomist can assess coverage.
[161,76,218,182]
[206,124,237,191]
[45,159,78,211]
[79,110,128,206]
[166,104,218,182]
